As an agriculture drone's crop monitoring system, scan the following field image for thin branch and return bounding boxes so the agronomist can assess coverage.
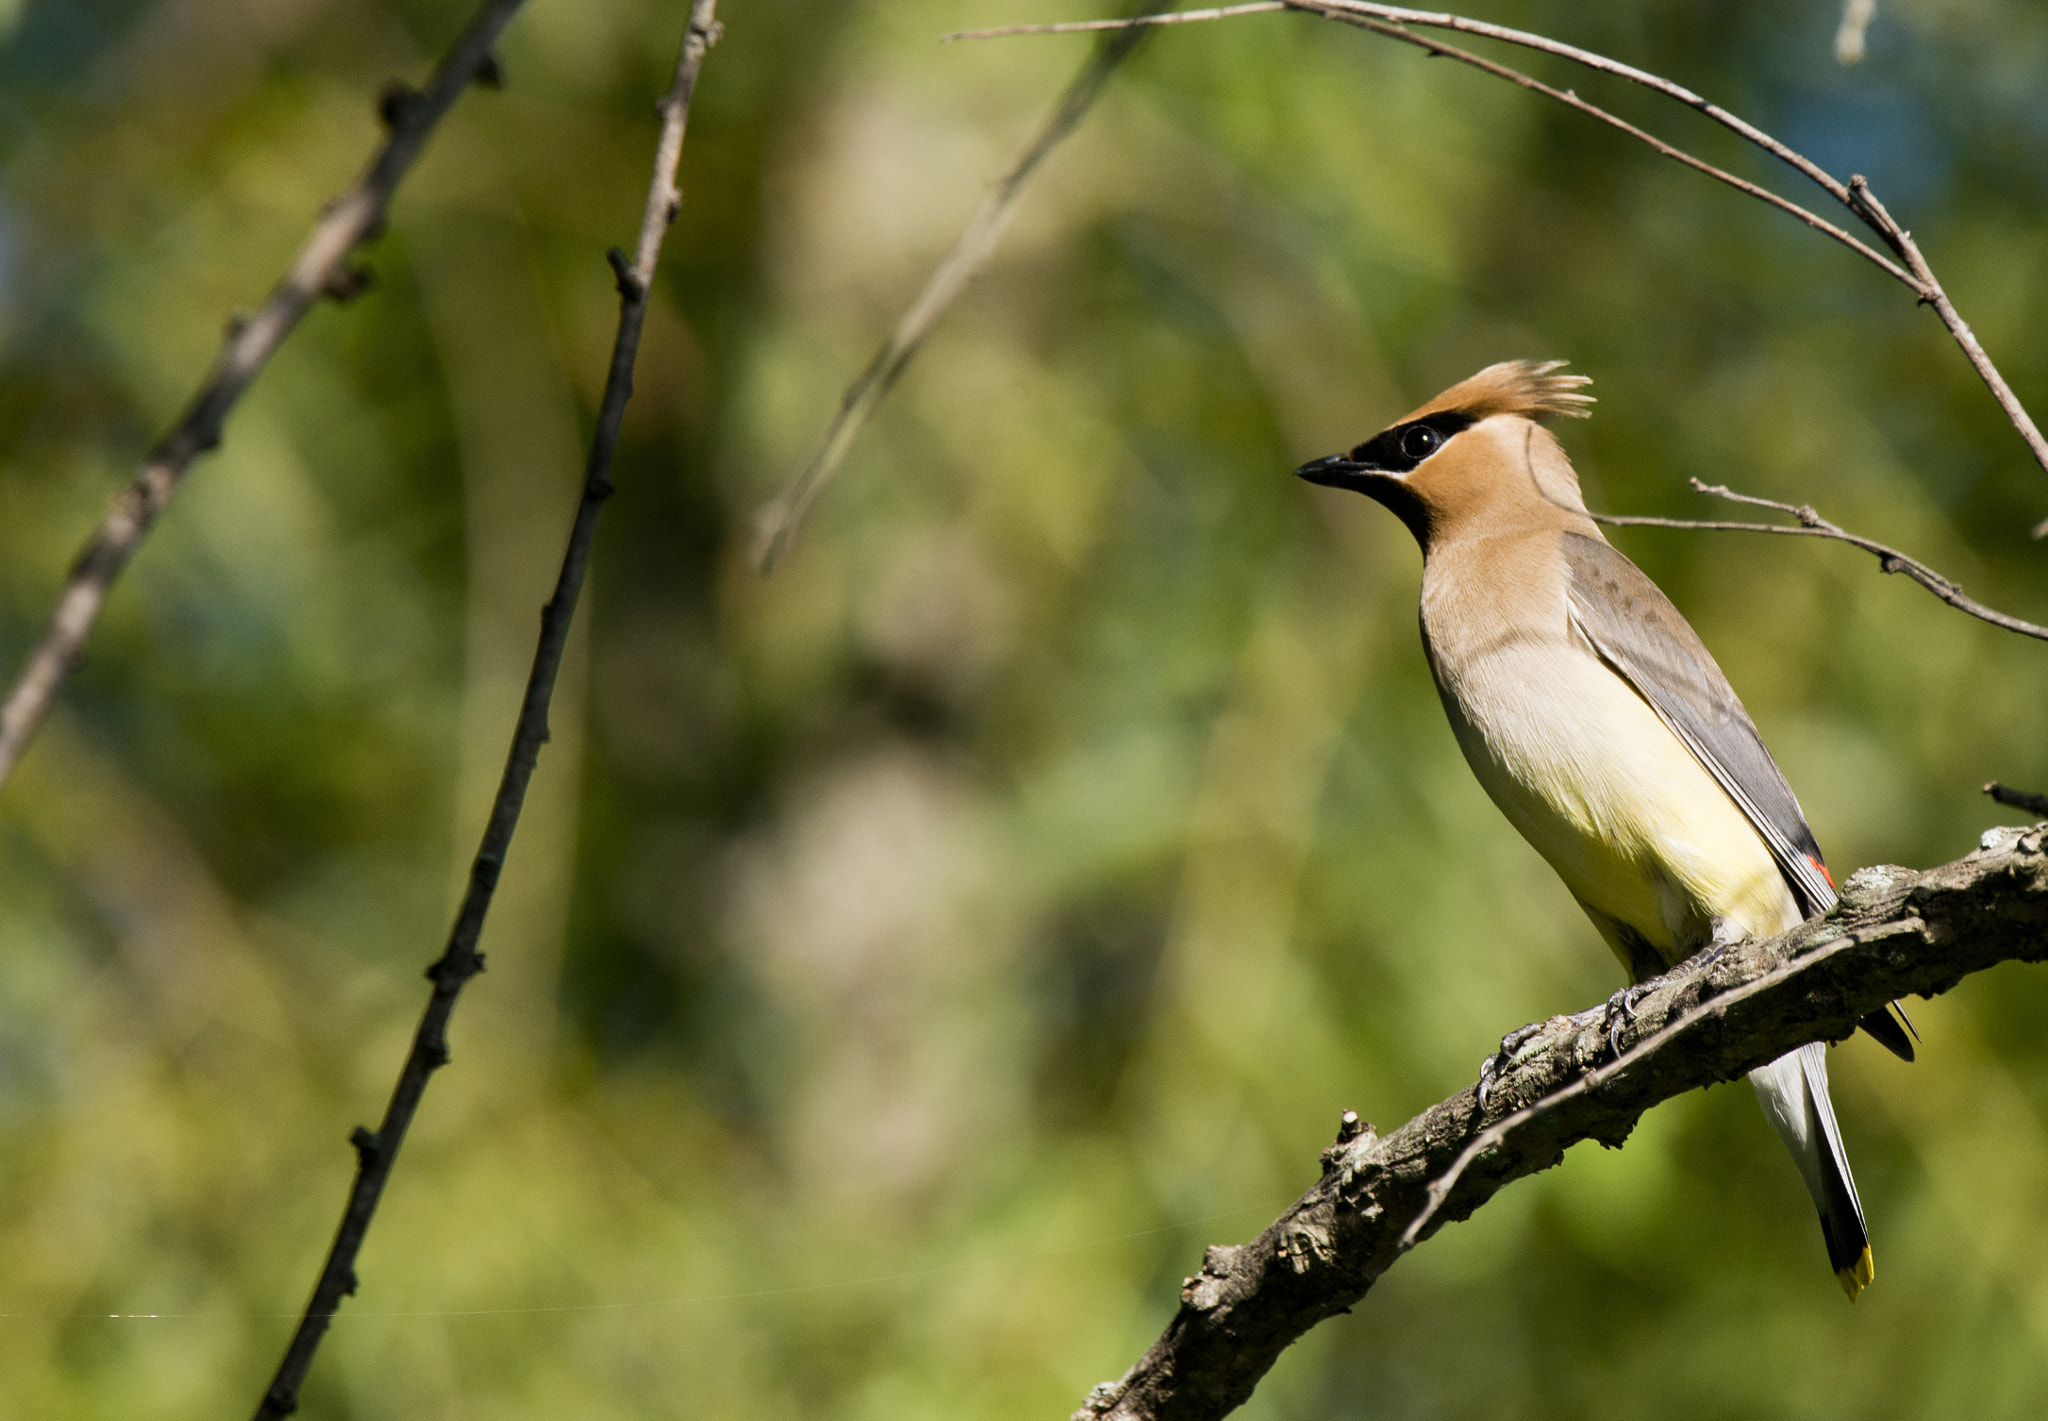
[945,1,1284,39]
[955,2,2048,523]
[246,6,721,1418]
[749,19,1149,572]
[957,0,1857,210]
[1590,478,2048,643]
[1986,781,2048,818]
[1838,177,2048,539]
[0,0,529,795]
[1300,3,1867,208]
[1076,829,2048,1421]
[1294,8,1911,281]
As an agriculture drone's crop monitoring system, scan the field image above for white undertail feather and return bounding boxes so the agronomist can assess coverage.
[1748,1045,1872,1299]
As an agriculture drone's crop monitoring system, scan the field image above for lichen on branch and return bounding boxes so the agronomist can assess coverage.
[1078,826,2048,1421]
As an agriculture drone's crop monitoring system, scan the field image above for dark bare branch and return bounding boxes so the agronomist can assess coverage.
[1986,781,2048,818]
[750,18,1148,571]
[1077,828,2048,1421]
[0,0,530,793]
[247,6,721,1417]
[1590,479,2048,643]
[955,2,2048,523]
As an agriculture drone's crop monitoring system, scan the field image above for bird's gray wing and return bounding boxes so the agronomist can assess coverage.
[1559,532,1915,1061]
[1558,531,1836,913]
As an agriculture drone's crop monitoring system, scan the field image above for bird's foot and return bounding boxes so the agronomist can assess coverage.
[1678,941,1728,979]
[1676,918,1750,980]
[1599,983,1653,1060]
[1478,1021,1546,1112]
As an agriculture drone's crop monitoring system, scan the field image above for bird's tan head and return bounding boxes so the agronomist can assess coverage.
[1297,360,1596,549]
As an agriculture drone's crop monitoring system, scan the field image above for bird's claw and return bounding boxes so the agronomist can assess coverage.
[1478,1021,1545,1112]
[1602,983,1652,1059]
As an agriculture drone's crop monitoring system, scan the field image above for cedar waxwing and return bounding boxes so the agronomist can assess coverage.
[1299,361,1912,1301]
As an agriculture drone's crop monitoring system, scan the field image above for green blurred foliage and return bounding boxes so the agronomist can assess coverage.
[1,0,2046,1416]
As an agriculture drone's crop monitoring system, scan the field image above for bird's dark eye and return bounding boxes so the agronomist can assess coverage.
[1399,424,1443,461]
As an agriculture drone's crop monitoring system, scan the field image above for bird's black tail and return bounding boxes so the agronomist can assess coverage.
[1748,1042,1872,1301]
[1859,1003,1917,1061]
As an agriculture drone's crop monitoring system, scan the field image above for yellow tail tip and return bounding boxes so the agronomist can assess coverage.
[1836,1246,1875,1302]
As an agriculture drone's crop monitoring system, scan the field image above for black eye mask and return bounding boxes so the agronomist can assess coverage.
[1344,411,1475,474]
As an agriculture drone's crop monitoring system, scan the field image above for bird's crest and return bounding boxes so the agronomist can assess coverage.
[1404,359,1595,425]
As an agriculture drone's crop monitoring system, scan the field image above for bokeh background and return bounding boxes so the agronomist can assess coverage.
[1,0,2046,1416]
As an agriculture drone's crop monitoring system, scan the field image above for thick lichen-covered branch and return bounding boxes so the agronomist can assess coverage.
[1076,825,2048,1421]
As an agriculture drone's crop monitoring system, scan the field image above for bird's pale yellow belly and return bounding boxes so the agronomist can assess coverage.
[1430,630,1801,977]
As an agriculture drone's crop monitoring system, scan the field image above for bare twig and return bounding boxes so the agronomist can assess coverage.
[1986,781,2048,818]
[1077,831,2048,1421]
[945,1,1282,39]
[966,1,1872,218]
[749,19,1149,571]
[1590,479,2048,643]
[955,2,2048,527]
[246,7,721,1418]
[1292,8,1913,282]
[1838,177,2048,539]
[0,0,529,794]
[959,1,1864,212]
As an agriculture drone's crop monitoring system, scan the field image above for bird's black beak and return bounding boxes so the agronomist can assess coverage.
[1296,453,1363,488]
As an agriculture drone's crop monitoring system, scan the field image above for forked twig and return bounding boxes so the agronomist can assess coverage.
[247,6,721,1417]
[0,0,530,794]
[954,1,2048,532]
[749,19,1149,571]
[1592,479,2048,643]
